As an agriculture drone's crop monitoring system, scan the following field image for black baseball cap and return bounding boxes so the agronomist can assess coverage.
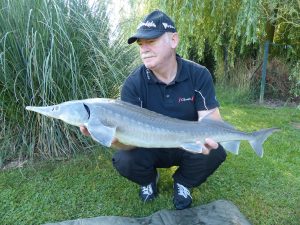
[128,10,177,44]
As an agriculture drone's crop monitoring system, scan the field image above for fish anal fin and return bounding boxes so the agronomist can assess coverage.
[220,141,240,155]
[86,122,116,147]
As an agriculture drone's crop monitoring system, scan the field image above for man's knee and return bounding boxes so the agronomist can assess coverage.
[212,144,227,164]
[112,150,136,177]
[206,144,227,174]
[174,146,227,187]
[112,148,158,185]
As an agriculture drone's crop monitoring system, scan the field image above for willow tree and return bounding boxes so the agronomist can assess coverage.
[134,0,299,74]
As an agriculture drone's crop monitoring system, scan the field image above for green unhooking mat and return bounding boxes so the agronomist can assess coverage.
[44,200,252,225]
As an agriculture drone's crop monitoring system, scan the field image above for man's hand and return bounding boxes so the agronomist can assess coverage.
[198,108,222,155]
[202,138,219,155]
[80,126,90,136]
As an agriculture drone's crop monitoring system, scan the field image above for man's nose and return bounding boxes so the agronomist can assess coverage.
[139,43,150,52]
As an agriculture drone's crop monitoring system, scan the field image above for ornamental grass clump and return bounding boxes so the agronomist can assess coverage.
[0,0,138,164]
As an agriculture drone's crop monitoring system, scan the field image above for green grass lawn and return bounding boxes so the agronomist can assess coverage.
[1,104,300,225]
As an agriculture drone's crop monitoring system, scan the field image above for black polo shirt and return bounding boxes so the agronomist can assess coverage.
[121,55,219,121]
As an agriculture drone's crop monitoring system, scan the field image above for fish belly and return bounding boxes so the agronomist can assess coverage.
[115,123,189,149]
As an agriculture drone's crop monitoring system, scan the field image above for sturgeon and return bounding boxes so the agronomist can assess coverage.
[26,98,279,157]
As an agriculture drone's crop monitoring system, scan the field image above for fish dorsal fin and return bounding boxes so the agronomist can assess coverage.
[198,109,236,130]
[199,117,236,131]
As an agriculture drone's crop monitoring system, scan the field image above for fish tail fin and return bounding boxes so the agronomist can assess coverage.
[249,128,279,157]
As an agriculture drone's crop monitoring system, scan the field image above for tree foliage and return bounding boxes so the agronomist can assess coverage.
[135,0,299,67]
[124,0,299,100]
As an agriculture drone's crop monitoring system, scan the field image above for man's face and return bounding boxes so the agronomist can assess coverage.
[137,33,177,70]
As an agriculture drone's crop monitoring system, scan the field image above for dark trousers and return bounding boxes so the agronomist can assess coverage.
[112,145,226,188]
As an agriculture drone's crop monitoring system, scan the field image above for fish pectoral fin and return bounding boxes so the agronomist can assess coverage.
[180,143,204,153]
[86,122,116,147]
[220,141,240,155]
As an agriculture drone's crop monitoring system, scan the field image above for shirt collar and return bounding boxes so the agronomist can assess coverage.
[145,54,187,84]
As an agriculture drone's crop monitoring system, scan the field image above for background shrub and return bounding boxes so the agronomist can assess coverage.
[0,0,138,165]
[252,57,299,102]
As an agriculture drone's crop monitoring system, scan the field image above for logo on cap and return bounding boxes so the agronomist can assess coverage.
[162,23,175,30]
[137,21,157,30]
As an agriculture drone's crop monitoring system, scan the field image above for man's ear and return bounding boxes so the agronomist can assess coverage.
[171,32,179,49]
